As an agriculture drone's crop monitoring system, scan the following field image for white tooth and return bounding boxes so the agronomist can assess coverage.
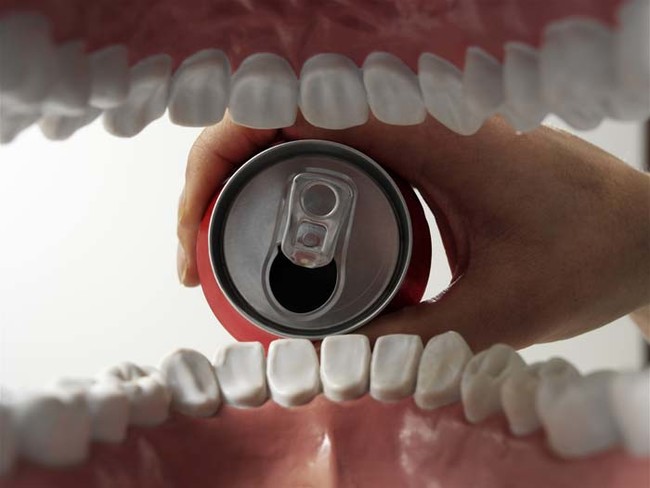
[362,52,426,125]
[608,369,650,456]
[267,339,320,407]
[418,53,483,135]
[41,41,91,116]
[535,357,581,422]
[229,53,297,129]
[15,390,91,467]
[607,0,650,120]
[89,45,130,109]
[463,47,504,118]
[98,362,170,426]
[168,49,230,127]
[461,344,525,423]
[0,105,40,144]
[0,13,57,108]
[214,342,268,408]
[0,403,16,476]
[320,335,371,402]
[38,107,102,141]
[542,371,620,458]
[500,362,544,436]
[414,331,473,410]
[501,43,547,132]
[540,18,614,130]
[370,334,423,402]
[103,54,172,137]
[160,349,221,417]
[299,53,369,129]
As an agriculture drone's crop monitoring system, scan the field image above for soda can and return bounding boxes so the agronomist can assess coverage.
[197,140,431,347]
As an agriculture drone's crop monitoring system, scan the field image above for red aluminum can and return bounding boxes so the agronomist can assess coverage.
[197,140,431,347]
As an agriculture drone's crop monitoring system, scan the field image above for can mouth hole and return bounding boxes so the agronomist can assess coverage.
[269,247,337,314]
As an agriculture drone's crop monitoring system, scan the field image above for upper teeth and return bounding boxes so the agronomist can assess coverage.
[0,0,648,143]
[1,333,648,475]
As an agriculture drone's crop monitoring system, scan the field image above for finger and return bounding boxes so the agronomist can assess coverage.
[178,114,278,286]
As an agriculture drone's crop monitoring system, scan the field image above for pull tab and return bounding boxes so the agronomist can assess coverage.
[280,171,355,268]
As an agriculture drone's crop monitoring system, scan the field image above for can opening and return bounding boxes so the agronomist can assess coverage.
[269,246,337,314]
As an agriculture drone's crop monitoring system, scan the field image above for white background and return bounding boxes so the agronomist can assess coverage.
[0,115,646,389]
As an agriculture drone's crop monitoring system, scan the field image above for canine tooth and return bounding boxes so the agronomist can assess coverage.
[300,53,368,129]
[214,342,268,408]
[362,52,426,125]
[229,53,297,129]
[463,48,504,117]
[103,54,172,137]
[608,369,650,456]
[608,0,650,120]
[320,335,371,402]
[41,41,91,116]
[267,339,320,407]
[414,331,472,410]
[168,49,230,127]
[38,107,102,141]
[0,403,16,476]
[542,371,620,458]
[500,363,544,436]
[15,390,91,467]
[0,13,57,108]
[536,357,581,422]
[160,349,221,417]
[0,106,39,144]
[370,334,423,402]
[418,53,483,135]
[98,362,170,426]
[89,45,130,109]
[461,344,525,423]
[540,18,614,129]
[502,43,547,132]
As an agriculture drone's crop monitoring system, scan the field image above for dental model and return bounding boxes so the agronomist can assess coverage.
[1,333,649,486]
[0,0,649,485]
[0,0,648,142]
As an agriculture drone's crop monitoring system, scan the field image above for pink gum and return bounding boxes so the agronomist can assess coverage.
[0,0,625,71]
[3,396,649,488]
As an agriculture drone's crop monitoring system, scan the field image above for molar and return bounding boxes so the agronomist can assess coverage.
[0,106,40,144]
[541,371,621,459]
[370,334,423,402]
[501,42,547,132]
[14,389,91,467]
[98,362,170,427]
[160,348,221,417]
[168,49,230,127]
[41,41,91,117]
[0,13,57,109]
[608,369,650,456]
[229,53,298,129]
[267,339,320,407]
[214,342,268,408]
[88,45,130,110]
[362,52,426,126]
[103,54,172,137]
[461,344,525,423]
[299,53,369,130]
[418,53,483,136]
[320,335,371,402]
[540,18,614,130]
[414,331,473,410]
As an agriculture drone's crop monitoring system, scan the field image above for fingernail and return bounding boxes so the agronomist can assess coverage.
[177,243,187,284]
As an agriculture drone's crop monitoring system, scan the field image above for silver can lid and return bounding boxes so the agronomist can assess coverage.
[209,140,412,338]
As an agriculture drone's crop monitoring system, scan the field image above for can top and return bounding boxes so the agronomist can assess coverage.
[209,140,412,338]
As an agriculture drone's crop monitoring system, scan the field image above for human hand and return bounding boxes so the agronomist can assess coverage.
[177,114,650,351]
